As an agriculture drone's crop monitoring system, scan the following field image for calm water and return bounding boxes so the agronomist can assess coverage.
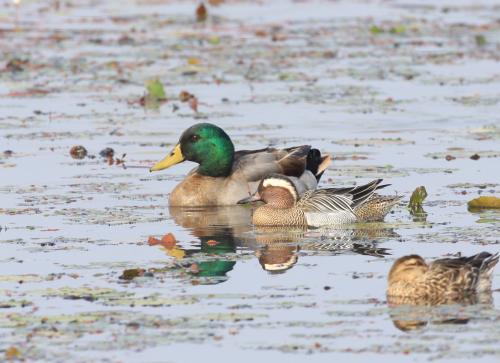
[1,0,500,362]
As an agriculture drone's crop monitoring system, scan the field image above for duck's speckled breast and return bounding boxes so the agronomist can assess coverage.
[252,206,307,226]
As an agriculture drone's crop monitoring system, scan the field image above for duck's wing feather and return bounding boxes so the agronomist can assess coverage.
[297,179,383,212]
[430,252,499,292]
[232,145,311,182]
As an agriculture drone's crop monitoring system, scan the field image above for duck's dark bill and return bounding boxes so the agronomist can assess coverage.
[237,193,262,204]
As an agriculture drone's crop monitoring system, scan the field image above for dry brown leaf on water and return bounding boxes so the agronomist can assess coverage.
[119,268,145,280]
[70,145,87,159]
[148,236,161,245]
[7,88,50,97]
[188,96,199,113]
[187,57,201,65]
[196,3,207,22]
[179,90,194,102]
[115,154,127,166]
[148,233,177,249]
[160,233,177,249]
[208,0,224,6]
[5,346,21,360]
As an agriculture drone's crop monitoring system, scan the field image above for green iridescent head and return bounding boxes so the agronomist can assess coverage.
[150,123,235,177]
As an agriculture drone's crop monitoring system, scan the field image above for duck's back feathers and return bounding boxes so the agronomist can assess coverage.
[232,145,330,200]
[431,252,499,293]
[232,145,330,183]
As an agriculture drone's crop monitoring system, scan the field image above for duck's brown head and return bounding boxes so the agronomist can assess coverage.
[238,174,299,208]
[388,255,428,284]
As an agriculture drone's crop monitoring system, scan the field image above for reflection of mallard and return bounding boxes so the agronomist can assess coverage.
[167,206,248,283]
[169,205,252,237]
[193,236,236,278]
[387,252,498,306]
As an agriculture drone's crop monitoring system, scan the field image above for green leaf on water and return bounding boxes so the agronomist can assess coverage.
[390,25,406,34]
[208,36,220,45]
[145,79,166,101]
[370,25,383,34]
[475,35,486,46]
[408,186,428,209]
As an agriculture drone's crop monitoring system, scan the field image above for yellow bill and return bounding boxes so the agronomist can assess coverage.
[150,143,185,172]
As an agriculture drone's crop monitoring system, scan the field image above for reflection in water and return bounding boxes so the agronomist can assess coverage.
[166,206,252,284]
[165,206,400,281]
[389,305,472,332]
[410,205,428,223]
[387,253,499,332]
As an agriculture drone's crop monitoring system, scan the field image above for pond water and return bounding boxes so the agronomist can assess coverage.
[1,0,500,362]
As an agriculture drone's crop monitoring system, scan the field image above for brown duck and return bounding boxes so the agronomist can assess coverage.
[387,252,499,306]
[238,174,401,227]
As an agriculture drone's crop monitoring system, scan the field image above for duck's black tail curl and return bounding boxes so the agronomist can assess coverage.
[306,148,331,182]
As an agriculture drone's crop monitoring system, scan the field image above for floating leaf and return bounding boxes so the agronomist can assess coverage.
[179,90,193,102]
[70,145,87,159]
[99,147,114,158]
[148,236,161,245]
[390,25,406,34]
[5,346,21,360]
[370,25,382,34]
[208,35,220,45]
[196,3,207,22]
[468,196,500,209]
[160,233,177,248]
[188,96,199,113]
[408,186,428,209]
[408,186,428,221]
[187,57,201,65]
[145,79,166,101]
[475,35,486,46]
[119,268,145,281]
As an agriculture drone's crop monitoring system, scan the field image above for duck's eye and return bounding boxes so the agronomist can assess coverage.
[190,134,200,142]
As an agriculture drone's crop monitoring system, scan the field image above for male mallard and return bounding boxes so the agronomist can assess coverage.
[150,123,330,206]
[238,174,401,226]
[387,252,499,306]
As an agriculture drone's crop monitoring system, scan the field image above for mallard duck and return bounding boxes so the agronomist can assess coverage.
[387,252,499,306]
[238,174,401,227]
[150,123,330,206]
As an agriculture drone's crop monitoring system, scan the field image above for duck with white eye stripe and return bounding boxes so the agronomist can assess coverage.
[238,174,402,227]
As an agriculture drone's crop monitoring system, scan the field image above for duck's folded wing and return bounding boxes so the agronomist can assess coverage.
[232,145,311,182]
[431,252,499,291]
[297,189,354,212]
[298,179,384,212]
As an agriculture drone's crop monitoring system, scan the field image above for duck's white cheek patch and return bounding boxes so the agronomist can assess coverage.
[263,178,297,199]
